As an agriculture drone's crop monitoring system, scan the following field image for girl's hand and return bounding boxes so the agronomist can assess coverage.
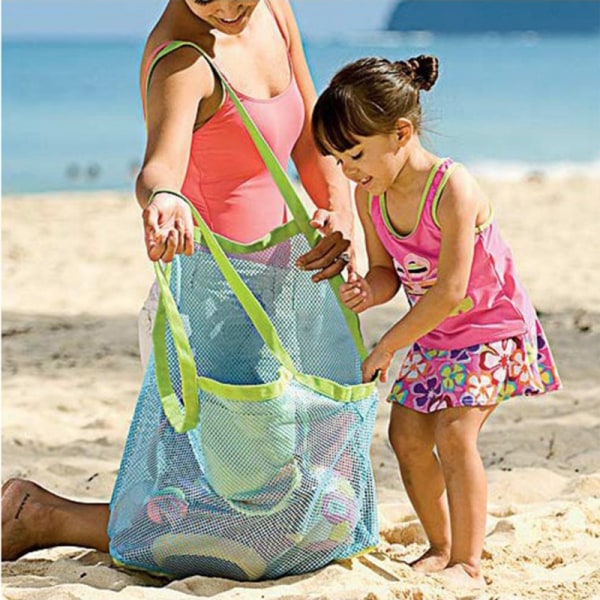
[339,267,374,313]
[362,344,394,383]
[143,192,195,262]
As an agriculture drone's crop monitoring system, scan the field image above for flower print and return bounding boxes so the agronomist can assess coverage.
[459,394,476,407]
[439,362,467,392]
[423,347,443,360]
[537,333,547,352]
[450,345,481,363]
[412,377,442,408]
[522,384,541,396]
[400,351,430,381]
[497,381,517,403]
[540,365,556,388]
[479,338,518,384]
[389,386,409,405]
[428,394,453,412]
[509,347,531,384]
[523,339,537,364]
[465,372,496,405]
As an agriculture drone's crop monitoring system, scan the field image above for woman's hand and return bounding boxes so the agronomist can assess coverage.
[143,192,195,262]
[361,344,394,384]
[295,208,353,282]
[339,267,374,314]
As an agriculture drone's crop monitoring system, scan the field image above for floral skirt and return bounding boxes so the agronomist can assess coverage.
[388,319,561,413]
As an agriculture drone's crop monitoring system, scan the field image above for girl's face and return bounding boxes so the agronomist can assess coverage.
[184,0,261,34]
[332,131,408,195]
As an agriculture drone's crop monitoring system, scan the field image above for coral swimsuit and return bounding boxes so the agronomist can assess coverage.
[143,4,305,243]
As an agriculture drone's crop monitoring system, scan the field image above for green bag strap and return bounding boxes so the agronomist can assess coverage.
[146,43,371,432]
[154,189,298,374]
[151,189,301,432]
[145,41,366,357]
[152,261,199,433]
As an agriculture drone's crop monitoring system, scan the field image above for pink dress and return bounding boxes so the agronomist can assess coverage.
[370,158,561,413]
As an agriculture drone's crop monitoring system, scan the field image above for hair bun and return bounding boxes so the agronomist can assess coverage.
[395,55,439,91]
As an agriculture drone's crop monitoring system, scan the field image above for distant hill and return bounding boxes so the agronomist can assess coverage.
[387,0,600,34]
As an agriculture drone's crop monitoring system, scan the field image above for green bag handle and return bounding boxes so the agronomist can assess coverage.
[146,42,367,432]
[151,190,304,433]
[152,260,200,433]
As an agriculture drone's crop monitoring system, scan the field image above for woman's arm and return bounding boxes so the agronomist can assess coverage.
[277,1,354,280]
[278,1,351,215]
[136,48,216,261]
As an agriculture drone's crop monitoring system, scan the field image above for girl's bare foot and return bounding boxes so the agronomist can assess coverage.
[1,479,57,560]
[410,547,450,573]
[430,563,486,590]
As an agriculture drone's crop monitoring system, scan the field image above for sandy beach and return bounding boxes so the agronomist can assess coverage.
[2,175,600,599]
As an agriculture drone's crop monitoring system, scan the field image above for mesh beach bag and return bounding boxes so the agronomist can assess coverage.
[108,42,380,581]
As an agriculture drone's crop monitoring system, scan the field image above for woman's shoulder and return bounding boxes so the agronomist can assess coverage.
[267,0,294,29]
[140,36,215,99]
[266,0,301,48]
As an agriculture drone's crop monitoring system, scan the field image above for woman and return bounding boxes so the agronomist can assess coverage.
[2,0,353,561]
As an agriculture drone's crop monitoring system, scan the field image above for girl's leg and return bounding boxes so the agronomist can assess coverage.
[1,478,110,560]
[434,405,496,583]
[388,404,451,572]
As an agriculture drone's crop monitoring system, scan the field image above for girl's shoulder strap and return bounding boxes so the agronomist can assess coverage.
[424,158,465,229]
[423,158,456,205]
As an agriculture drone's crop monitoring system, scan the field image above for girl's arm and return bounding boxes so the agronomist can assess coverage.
[352,186,400,307]
[362,168,482,381]
[135,49,216,262]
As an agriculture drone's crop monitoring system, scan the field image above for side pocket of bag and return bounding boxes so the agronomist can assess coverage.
[195,371,299,509]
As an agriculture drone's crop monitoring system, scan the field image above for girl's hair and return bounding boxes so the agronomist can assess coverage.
[312,55,439,155]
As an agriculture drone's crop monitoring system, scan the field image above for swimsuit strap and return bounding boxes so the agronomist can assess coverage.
[141,41,171,118]
[423,158,455,208]
[264,0,291,49]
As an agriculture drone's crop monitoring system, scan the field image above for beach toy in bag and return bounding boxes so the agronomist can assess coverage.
[107,41,379,581]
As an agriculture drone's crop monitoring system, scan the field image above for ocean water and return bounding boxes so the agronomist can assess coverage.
[3,33,600,194]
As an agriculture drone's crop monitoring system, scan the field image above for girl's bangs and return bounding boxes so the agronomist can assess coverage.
[313,93,362,156]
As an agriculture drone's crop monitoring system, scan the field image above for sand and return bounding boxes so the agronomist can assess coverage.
[2,175,600,599]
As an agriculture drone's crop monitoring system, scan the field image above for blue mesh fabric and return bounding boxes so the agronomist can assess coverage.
[108,232,379,580]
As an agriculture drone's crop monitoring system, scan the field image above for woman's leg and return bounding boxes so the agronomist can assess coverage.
[138,281,159,371]
[1,478,110,560]
[388,404,451,572]
[434,405,496,583]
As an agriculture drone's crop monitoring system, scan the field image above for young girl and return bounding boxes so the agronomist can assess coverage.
[311,55,561,588]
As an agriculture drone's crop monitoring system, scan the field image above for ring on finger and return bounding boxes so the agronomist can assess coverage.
[336,251,351,264]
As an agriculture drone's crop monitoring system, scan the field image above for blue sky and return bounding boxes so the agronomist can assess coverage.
[2,1,397,40]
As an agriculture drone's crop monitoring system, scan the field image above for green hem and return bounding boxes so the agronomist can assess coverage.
[377,158,445,240]
[197,367,293,400]
[197,367,376,403]
[193,221,302,253]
